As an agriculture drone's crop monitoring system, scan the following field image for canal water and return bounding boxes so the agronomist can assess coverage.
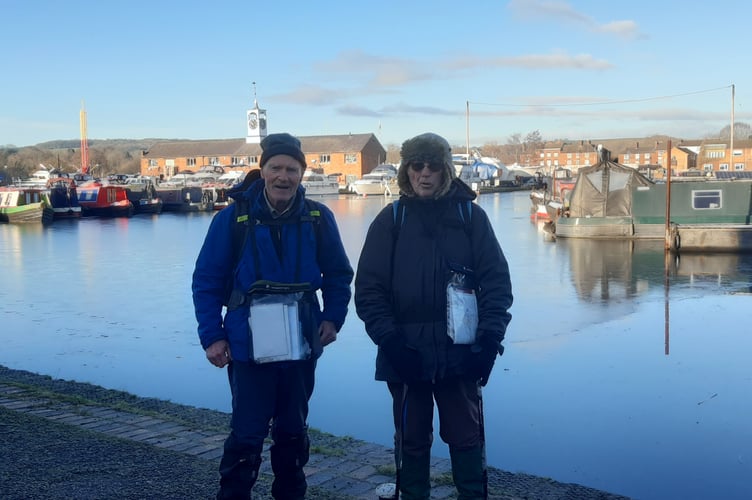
[1,190,750,500]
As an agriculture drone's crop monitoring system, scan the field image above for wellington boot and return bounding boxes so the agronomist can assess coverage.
[450,446,486,500]
[399,452,431,500]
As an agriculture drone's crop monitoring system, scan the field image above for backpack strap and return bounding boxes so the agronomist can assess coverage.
[457,200,473,237]
[391,199,406,239]
[392,199,472,236]
[224,199,251,306]
[227,196,321,304]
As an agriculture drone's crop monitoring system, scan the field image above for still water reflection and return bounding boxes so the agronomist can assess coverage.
[1,191,750,500]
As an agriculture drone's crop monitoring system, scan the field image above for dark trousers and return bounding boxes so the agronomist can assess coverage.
[388,376,481,456]
[219,359,315,499]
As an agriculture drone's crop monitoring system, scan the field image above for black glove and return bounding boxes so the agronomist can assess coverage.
[380,333,422,383]
[471,335,502,387]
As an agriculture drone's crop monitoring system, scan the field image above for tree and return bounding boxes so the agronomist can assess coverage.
[524,130,543,150]
[480,141,505,161]
[505,133,525,165]
[719,122,752,140]
[385,143,401,164]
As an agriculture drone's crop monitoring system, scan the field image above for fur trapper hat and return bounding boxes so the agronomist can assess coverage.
[397,132,456,197]
[260,133,307,169]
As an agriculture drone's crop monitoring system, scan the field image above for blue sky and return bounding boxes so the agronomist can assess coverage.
[3,0,749,148]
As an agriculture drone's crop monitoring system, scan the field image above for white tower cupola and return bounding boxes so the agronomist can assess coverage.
[246,82,268,144]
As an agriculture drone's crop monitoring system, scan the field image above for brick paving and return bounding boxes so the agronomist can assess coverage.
[0,368,631,500]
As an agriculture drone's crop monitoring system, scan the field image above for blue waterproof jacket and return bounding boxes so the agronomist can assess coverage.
[192,179,353,362]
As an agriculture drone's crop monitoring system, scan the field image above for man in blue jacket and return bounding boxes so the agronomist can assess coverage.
[192,133,353,499]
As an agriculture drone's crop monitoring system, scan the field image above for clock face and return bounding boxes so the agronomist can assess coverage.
[248,113,258,130]
[259,116,267,130]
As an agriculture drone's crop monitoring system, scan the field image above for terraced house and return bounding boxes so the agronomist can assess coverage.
[532,136,752,178]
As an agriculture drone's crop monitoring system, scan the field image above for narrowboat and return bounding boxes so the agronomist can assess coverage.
[77,181,135,218]
[0,186,54,224]
[47,177,82,219]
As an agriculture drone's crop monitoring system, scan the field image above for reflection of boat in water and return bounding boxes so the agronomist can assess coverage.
[551,147,752,252]
[0,186,54,224]
[562,237,752,305]
[351,164,398,196]
[302,169,340,196]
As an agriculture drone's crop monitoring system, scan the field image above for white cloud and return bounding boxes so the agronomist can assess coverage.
[507,0,645,40]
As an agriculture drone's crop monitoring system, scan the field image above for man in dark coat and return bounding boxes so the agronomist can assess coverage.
[355,132,513,499]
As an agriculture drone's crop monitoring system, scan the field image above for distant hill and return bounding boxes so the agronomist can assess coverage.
[1,139,175,178]
[34,138,170,152]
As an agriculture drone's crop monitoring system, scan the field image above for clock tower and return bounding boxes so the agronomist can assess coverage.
[246,82,267,144]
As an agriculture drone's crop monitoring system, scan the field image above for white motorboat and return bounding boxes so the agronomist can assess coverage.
[350,164,398,196]
[302,170,340,196]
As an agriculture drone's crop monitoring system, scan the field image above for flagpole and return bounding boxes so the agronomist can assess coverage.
[466,100,470,157]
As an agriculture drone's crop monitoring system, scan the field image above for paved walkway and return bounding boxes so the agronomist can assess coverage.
[0,366,630,499]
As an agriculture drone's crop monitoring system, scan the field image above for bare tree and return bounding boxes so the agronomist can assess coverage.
[524,130,543,150]
[506,133,524,165]
[719,122,752,140]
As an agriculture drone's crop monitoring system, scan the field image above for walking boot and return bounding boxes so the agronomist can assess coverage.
[399,452,431,500]
[216,450,262,500]
[450,446,486,500]
[270,432,310,499]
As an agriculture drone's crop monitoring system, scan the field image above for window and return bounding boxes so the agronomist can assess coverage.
[209,157,220,166]
[344,153,357,164]
[734,163,745,171]
[692,190,721,209]
[187,158,196,167]
[231,157,244,165]
[703,164,713,171]
[248,156,258,165]
[733,149,742,156]
[706,150,725,159]
[319,154,331,164]
[149,159,158,167]
[623,154,630,160]
[719,163,729,171]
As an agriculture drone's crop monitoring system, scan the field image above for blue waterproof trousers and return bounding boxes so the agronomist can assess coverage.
[218,359,315,499]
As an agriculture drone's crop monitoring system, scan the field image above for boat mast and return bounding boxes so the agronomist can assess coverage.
[80,100,90,174]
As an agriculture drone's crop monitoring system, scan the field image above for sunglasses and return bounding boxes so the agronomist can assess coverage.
[409,162,444,172]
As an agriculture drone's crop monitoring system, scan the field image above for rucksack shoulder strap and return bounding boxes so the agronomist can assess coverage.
[458,200,473,236]
[391,199,405,238]
[224,199,251,306]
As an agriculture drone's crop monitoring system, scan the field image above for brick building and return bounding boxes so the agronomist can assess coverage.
[140,97,386,185]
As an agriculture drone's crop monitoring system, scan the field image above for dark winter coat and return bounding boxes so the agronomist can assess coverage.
[192,179,353,363]
[354,179,513,382]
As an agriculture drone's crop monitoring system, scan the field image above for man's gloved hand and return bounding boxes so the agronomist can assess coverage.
[380,333,422,384]
[471,334,503,387]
